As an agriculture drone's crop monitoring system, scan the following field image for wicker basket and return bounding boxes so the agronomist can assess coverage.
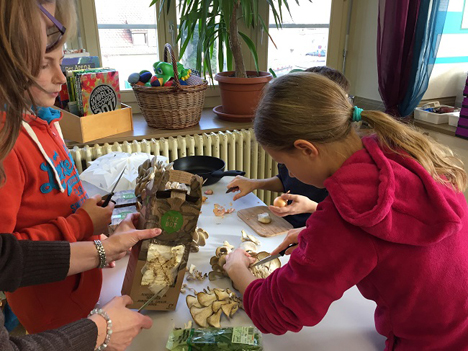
[132,44,208,129]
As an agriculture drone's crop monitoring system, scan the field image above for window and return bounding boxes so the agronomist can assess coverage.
[267,0,332,77]
[77,0,343,105]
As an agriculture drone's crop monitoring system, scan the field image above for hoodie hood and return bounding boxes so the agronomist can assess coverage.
[324,137,465,246]
[22,107,65,193]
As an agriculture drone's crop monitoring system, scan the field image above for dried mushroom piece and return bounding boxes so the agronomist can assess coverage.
[186,264,207,281]
[141,243,185,295]
[186,288,243,328]
[241,229,261,246]
[249,251,281,279]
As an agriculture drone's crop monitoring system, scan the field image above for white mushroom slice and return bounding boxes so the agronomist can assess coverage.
[186,295,202,309]
[213,288,231,301]
[212,300,229,313]
[257,212,272,224]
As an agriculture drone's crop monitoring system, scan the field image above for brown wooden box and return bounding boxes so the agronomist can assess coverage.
[58,104,133,143]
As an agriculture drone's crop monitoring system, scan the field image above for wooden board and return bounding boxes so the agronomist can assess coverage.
[237,206,293,237]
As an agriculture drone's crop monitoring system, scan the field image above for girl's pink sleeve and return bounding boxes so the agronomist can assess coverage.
[243,200,378,335]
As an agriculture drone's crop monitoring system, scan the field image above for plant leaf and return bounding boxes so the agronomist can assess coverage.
[238,31,259,74]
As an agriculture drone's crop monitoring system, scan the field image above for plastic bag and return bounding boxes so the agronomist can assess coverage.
[79,152,168,193]
[166,327,263,351]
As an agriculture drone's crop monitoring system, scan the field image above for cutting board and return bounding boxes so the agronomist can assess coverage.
[237,206,293,237]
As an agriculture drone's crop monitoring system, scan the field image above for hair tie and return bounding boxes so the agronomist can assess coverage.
[352,106,363,122]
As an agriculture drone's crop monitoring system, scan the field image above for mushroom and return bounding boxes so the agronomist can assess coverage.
[196,291,217,307]
[239,241,258,254]
[186,264,207,281]
[207,309,222,328]
[191,306,213,328]
[241,229,261,246]
[186,287,243,328]
[190,227,209,253]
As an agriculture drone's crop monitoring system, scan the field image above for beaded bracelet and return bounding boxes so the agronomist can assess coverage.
[89,308,113,350]
[94,240,107,269]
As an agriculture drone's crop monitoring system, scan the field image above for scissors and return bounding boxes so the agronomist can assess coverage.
[101,166,126,207]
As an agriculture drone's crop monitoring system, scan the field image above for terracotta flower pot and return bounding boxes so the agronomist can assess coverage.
[214,71,273,122]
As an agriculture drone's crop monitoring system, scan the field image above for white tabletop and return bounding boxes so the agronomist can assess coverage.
[97,177,386,351]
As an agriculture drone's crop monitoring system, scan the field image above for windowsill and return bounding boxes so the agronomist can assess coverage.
[65,109,254,147]
[412,119,457,136]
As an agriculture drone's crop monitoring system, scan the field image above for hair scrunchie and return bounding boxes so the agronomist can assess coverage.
[352,106,363,122]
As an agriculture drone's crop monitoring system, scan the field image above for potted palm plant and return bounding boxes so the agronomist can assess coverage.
[153,0,293,121]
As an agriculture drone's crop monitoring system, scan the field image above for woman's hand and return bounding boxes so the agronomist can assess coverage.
[81,195,115,235]
[227,176,258,201]
[88,295,153,351]
[224,249,256,274]
[270,227,304,256]
[102,213,161,264]
[269,193,317,217]
[224,249,257,295]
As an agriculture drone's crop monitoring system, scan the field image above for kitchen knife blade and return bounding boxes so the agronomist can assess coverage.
[251,243,298,267]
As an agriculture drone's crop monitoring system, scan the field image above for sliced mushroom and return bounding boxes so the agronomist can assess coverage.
[239,241,258,254]
[190,306,213,328]
[212,300,229,313]
[196,291,217,307]
[213,288,231,301]
[186,295,202,309]
[207,308,222,328]
[241,229,261,246]
[221,302,239,319]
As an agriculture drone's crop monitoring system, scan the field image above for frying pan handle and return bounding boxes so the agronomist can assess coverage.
[211,170,246,178]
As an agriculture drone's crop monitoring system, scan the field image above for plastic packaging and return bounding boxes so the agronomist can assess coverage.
[166,327,263,351]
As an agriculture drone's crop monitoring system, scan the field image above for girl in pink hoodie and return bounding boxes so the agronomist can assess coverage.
[224,72,468,350]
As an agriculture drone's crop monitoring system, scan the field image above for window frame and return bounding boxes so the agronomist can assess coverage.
[76,0,347,109]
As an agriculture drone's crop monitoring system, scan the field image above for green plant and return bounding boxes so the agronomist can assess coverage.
[152,0,300,79]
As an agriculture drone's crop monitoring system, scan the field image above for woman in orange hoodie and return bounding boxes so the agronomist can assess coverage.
[0,0,115,333]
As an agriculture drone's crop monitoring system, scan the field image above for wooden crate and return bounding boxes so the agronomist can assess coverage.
[58,104,133,143]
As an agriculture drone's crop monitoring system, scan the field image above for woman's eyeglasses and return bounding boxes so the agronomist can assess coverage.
[38,3,66,53]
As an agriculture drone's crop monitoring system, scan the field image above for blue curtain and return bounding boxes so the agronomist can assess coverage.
[399,0,448,117]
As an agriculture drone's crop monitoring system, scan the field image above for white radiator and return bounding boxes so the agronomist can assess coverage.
[69,128,279,205]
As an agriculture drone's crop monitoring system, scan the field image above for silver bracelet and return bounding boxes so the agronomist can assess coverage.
[88,308,112,350]
[94,240,107,269]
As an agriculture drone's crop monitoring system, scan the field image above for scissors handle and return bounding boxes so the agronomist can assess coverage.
[101,192,114,207]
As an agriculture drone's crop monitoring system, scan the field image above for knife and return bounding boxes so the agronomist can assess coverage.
[251,243,298,267]
[226,186,239,193]
[101,166,126,207]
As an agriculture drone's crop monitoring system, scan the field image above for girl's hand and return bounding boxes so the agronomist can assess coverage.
[270,227,304,256]
[81,195,115,235]
[224,248,256,274]
[269,193,317,217]
[227,176,258,201]
[102,213,161,263]
[88,295,153,351]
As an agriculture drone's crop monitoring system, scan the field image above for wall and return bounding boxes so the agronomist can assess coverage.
[344,0,468,106]
[343,0,381,102]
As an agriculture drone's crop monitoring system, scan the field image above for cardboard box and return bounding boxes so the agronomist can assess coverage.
[122,166,203,310]
[57,103,133,143]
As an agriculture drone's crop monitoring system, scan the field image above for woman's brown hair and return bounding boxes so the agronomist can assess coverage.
[254,72,467,192]
[0,0,76,184]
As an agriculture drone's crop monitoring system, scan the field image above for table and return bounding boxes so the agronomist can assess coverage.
[98,177,386,351]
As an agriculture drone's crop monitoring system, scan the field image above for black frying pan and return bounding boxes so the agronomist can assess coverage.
[173,156,245,186]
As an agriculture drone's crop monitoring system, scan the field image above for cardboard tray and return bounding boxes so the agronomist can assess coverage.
[58,103,133,143]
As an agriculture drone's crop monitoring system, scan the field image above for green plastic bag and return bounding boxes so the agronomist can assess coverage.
[166,327,263,351]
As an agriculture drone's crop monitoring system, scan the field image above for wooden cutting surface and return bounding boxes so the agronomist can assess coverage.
[237,206,292,237]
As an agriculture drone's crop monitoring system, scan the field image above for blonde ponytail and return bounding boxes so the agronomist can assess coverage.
[255,72,467,192]
[361,110,467,192]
